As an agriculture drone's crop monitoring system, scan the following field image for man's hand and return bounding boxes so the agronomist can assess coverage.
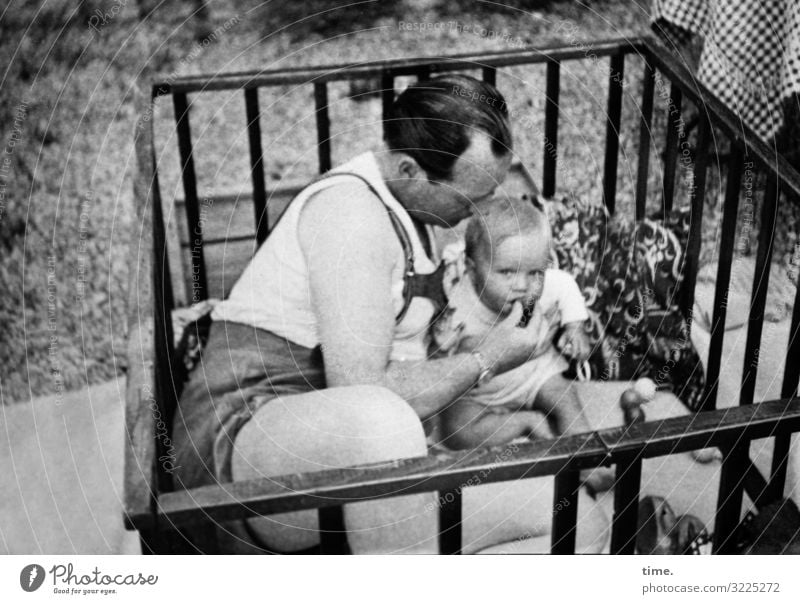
[475,301,547,376]
[557,321,591,361]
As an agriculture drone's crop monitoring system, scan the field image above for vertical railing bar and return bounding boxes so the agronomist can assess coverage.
[151,168,177,495]
[314,82,332,174]
[769,269,800,501]
[743,457,771,507]
[715,176,779,549]
[318,506,350,554]
[550,470,579,554]
[244,87,269,246]
[381,70,394,139]
[609,454,642,554]
[780,269,800,398]
[635,59,655,221]
[172,92,207,303]
[438,489,462,554]
[770,433,792,504]
[482,65,496,87]
[152,170,176,374]
[661,82,682,213]
[140,97,177,544]
[701,144,744,412]
[713,443,749,553]
[602,52,625,214]
[542,59,560,198]
[679,116,711,318]
[740,176,780,407]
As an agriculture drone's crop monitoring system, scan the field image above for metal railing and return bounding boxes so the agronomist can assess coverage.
[124,34,800,554]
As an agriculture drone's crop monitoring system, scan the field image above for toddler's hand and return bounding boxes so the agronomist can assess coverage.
[557,322,591,361]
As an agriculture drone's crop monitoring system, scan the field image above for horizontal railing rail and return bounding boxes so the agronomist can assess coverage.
[129,399,800,533]
[151,37,648,95]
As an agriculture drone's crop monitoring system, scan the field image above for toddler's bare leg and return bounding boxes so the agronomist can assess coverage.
[534,375,615,494]
[533,374,592,436]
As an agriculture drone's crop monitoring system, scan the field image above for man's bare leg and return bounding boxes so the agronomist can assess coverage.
[231,385,438,553]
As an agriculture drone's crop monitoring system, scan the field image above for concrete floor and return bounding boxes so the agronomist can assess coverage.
[1,377,140,554]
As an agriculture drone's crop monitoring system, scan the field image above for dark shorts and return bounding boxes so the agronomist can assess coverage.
[173,321,325,491]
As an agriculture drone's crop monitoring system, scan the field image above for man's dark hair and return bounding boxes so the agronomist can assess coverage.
[384,74,512,181]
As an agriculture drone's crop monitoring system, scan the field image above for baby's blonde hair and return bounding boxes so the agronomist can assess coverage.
[464,195,551,264]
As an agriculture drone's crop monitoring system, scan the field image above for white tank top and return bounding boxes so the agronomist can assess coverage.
[211,152,439,362]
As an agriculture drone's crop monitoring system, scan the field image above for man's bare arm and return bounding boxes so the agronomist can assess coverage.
[300,185,486,418]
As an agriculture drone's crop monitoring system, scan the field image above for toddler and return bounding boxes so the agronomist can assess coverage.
[435,196,612,491]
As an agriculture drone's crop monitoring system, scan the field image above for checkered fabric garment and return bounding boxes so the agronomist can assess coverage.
[652,0,800,140]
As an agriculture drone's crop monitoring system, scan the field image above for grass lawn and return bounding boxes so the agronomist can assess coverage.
[1,0,792,404]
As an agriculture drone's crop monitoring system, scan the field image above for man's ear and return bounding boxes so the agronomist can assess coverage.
[397,155,424,180]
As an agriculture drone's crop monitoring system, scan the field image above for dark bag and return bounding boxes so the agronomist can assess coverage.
[636,495,711,554]
[734,498,800,554]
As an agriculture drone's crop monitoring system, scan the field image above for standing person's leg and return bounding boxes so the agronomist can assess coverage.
[460,475,609,554]
[231,385,439,554]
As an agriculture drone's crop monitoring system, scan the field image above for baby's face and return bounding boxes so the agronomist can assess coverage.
[470,234,550,317]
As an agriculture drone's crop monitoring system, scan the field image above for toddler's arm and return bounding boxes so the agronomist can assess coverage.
[557,321,592,361]
[441,400,551,450]
[547,269,591,360]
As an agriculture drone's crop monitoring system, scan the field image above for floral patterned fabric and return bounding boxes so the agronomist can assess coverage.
[545,196,706,412]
